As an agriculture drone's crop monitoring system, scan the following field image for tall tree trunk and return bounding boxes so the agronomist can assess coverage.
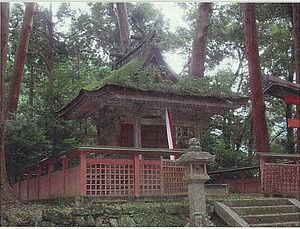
[46,2,53,72]
[243,3,270,153]
[286,70,295,154]
[116,3,130,52]
[248,114,255,155]
[1,2,18,204]
[189,3,212,78]
[29,64,34,119]
[293,3,300,154]
[6,2,35,119]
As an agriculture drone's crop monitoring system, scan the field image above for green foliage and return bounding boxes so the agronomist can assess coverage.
[5,113,51,176]
[4,2,297,177]
[201,128,257,171]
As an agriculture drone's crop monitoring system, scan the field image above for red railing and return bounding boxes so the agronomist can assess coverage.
[257,152,300,198]
[11,146,187,201]
[207,166,261,194]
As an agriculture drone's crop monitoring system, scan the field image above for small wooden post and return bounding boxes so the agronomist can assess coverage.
[62,156,68,196]
[241,170,246,194]
[160,156,164,196]
[258,154,265,191]
[220,172,225,184]
[84,118,88,145]
[48,161,54,198]
[133,153,140,197]
[133,117,142,148]
[27,169,32,201]
[18,174,22,200]
[37,166,42,199]
[80,151,87,196]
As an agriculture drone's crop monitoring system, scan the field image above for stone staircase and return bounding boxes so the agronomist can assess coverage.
[215,198,300,227]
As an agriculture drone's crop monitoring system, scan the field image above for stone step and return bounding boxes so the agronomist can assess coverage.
[232,205,299,216]
[223,198,292,207]
[242,212,300,225]
[251,221,300,227]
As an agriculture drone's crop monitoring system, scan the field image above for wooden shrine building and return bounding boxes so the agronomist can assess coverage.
[12,31,249,201]
[57,31,248,149]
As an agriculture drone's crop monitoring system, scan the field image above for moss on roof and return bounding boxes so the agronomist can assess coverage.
[84,48,150,91]
[83,47,246,100]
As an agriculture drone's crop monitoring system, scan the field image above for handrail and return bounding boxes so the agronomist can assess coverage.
[208,165,259,175]
[257,152,300,160]
[11,146,186,179]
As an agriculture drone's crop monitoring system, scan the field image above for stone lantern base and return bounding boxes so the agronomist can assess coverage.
[189,212,215,227]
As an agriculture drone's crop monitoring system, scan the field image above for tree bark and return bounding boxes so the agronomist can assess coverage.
[1,2,18,204]
[243,3,270,153]
[293,3,300,154]
[116,3,131,52]
[189,3,212,78]
[286,70,295,154]
[6,2,35,119]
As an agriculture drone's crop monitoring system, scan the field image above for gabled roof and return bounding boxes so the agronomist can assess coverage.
[58,84,248,120]
[58,32,248,121]
[263,75,300,99]
[85,44,178,92]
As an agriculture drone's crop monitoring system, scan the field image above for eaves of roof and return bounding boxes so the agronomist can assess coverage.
[264,75,300,99]
[57,83,249,120]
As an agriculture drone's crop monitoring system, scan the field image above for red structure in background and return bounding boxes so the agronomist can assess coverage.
[258,152,300,198]
[208,152,300,198]
[208,166,261,194]
[264,75,300,153]
[285,95,300,130]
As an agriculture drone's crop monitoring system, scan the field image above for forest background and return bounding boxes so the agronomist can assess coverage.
[2,2,297,180]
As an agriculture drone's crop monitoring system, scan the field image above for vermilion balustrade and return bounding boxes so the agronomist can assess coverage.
[11,146,186,201]
[257,152,300,198]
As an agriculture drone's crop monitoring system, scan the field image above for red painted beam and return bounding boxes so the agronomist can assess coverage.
[288,119,300,128]
[285,95,300,105]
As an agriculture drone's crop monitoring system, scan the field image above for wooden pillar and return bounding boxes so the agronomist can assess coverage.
[80,151,87,196]
[220,172,225,184]
[160,156,164,196]
[62,156,68,196]
[48,161,54,198]
[18,174,22,200]
[37,166,42,200]
[134,117,142,148]
[295,158,300,195]
[241,170,246,194]
[133,153,140,197]
[27,169,32,201]
[115,120,121,146]
[194,121,201,140]
[258,155,265,191]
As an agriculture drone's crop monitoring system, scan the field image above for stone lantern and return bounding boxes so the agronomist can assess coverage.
[177,138,215,227]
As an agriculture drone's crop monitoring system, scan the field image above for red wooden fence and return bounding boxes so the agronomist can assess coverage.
[257,152,300,198]
[207,166,261,194]
[12,147,300,201]
[11,146,187,201]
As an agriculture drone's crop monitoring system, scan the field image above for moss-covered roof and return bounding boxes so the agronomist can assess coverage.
[83,46,245,100]
[85,47,150,91]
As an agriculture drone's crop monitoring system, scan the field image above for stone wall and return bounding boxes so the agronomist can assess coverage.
[1,196,224,227]
[1,199,191,227]
[41,202,190,227]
